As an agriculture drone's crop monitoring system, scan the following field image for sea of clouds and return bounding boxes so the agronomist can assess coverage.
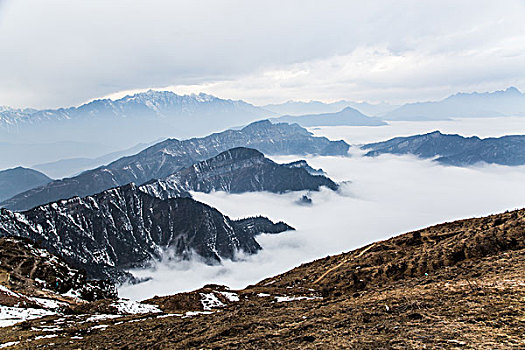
[119,117,525,300]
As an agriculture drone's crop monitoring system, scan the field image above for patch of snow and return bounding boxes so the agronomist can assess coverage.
[182,311,213,318]
[90,324,108,330]
[39,326,62,332]
[30,297,67,309]
[0,305,55,328]
[257,293,271,297]
[0,341,20,348]
[110,299,161,314]
[34,278,46,286]
[200,293,225,310]
[0,285,20,298]
[62,289,81,299]
[34,334,58,340]
[84,314,121,323]
[156,313,182,318]
[274,296,322,303]
[218,291,239,302]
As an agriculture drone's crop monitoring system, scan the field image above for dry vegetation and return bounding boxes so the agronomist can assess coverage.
[1,209,524,349]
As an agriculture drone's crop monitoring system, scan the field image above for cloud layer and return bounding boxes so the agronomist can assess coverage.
[1,0,524,107]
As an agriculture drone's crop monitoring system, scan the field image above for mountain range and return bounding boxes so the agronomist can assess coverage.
[263,87,525,121]
[140,147,338,200]
[1,120,349,211]
[0,183,293,282]
[263,100,398,116]
[0,90,274,151]
[270,107,387,127]
[362,131,525,166]
[0,167,52,202]
[383,87,525,120]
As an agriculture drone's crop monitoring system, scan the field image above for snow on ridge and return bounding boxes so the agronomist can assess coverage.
[0,305,56,328]
[110,299,161,315]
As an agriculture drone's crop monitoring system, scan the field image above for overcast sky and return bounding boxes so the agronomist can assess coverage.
[1,0,524,108]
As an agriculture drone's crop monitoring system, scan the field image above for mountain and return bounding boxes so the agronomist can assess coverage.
[140,147,338,199]
[0,183,293,281]
[271,107,387,127]
[0,90,275,149]
[1,120,349,211]
[263,100,398,116]
[384,87,525,120]
[361,131,525,166]
[3,208,522,348]
[0,167,52,202]
[32,141,156,179]
[0,140,119,171]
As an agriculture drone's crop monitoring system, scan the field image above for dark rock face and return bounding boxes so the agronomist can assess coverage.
[0,167,52,202]
[0,184,292,282]
[140,147,338,199]
[361,131,525,166]
[0,236,116,301]
[1,120,349,211]
[282,160,326,175]
[232,216,295,237]
[271,107,387,127]
[296,195,313,206]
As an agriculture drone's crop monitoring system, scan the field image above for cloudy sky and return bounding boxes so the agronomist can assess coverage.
[1,0,524,108]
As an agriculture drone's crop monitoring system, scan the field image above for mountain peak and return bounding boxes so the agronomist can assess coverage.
[504,86,522,95]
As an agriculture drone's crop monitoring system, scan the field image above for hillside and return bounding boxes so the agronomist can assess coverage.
[362,131,525,166]
[1,208,523,348]
[0,167,52,202]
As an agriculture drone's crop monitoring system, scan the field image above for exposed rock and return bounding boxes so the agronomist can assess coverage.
[140,147,338,199]
[0,184,292,282]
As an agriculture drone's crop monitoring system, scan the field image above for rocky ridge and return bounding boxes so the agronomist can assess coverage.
[0,183,293,282]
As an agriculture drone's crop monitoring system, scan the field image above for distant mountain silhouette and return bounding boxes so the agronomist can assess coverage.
[362,131,525,166]
[263,100,397,116]
[0,167,52,202]
[384,87,525,120]
[271,107,387,127]
[0,90,275,149]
